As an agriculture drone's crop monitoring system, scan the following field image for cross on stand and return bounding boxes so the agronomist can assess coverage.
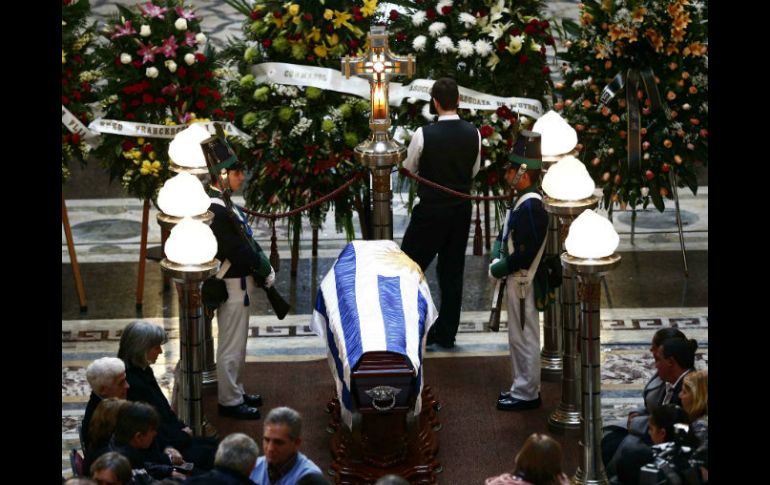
[341,25,415,240]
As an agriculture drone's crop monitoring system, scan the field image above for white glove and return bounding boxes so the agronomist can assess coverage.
[488,258,500,280]
[264,267,276,288]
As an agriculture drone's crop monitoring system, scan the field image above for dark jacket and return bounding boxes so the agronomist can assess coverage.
[81,391,102,451]
[183,466,254,484]
[209,196,271,279]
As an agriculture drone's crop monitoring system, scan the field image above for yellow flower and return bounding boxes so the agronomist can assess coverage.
[594,43,609,59]
[62,49,66,64]
[361,0,377,17]
[137,138,145,145]
[314,44,328,58]
[152,161,161,169]
[149,151,157,160]
[323,9,333,20]
[272,14,286,28]
[333,10,352,30]
[326,33,339,46]
[288,4,299,16]
[306,27,321,43]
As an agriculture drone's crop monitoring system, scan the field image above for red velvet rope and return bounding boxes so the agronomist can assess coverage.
[398,168,512,201]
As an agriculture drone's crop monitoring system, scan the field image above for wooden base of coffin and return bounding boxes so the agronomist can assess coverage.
[325,386,441,484]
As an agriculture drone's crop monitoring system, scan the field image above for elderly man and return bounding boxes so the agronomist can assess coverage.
[82,357,130,449]
[249,407,321,485]
[184,433,259,484]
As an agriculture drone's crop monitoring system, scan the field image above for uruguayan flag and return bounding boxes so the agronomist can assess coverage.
[310,240,438,429]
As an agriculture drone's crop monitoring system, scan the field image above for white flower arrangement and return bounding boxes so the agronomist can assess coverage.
[412,35,427,52]
[428,22,446,37]
[457,39,475,57]
[458,12,476,28]
[289,116,313,138]
[474,39,492,57]
[435,36,455,54]
[412,11,426,27]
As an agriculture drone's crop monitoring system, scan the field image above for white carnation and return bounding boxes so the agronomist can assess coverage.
[140,25,151,37]
[428,22,446,37]
[435,36,455,54]
[145,67,159,78]
[457,39,475,57]
[474,39,493,57]
[412,11,426,26]
[195,33,207,45]
[458,12,476,28]
[164,60,177,73]
[120,53,132,64]
[174,18,188,31]
[184,53,196,65]
[413,35,427,52]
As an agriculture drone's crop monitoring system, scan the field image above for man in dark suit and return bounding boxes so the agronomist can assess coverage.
[400,77,481,349]
[183,433,259,484]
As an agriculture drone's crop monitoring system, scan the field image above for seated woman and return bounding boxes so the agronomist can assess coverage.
[680,369,708,481]
[83,398,130,474]
[485,433,570,485]
[118,320,216,470]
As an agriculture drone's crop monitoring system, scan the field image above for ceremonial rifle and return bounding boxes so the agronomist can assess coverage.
[488,164,528,332]
[200,127,290,320]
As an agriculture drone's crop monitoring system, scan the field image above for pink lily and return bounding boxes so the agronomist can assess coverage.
[183,31,197,47]
[136,41,158,64]
[140,1,168,19]
[159,36,178,58]
[110,20,136,40]
[175,5,197,21]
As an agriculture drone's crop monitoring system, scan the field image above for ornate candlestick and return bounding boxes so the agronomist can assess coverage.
[342,26,415,240]
[561,210,621,485]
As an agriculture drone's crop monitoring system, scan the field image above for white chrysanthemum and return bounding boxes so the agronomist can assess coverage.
[435,36,455,53]
[421,103,434,121]
[413,35,427,52]
[437,0,454,9]
[412,11,426,27]
[564,210,619,259]
[542,155,595,201]
[428,22,446,37]
[457,39,475,57]
[474,39,493,57]
[164,217,218,265]
[458,12,476,28]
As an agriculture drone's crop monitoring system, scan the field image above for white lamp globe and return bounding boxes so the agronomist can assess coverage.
[532,110,578,157]
[565,209,619,259]
[542,155,596,201]
[157,172,210,217]
[164,217,218,265]
[168,123,212,168]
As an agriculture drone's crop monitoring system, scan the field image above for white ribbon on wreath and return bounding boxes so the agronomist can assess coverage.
[86,118,252,142]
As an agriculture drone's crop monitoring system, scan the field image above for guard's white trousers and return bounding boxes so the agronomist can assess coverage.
[505,277,541,401]
[216,276,259,406]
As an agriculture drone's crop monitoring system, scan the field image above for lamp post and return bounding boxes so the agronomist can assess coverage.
[342,26,415,240]
[533,111,579,380]
[541,154,598,435]
[157,157,219,436]
[562,210,621,485]
[168,124,219,385]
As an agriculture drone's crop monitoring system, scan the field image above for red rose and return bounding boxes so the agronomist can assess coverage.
[396,32,406,42]
[177,67,187,78]
[62,134,71,143]
[228,111,235,121]
[81,82,92,93]
[496,41,506,52]
[142,144,154,154]
[62,78,69,86]
[204,71,213,80]
[354,13,363,22]
[200,86,211,97]
[126,113,135,120]
[154,97,166,105]
[132,60,142,68]
[131,99,140,107]
[262,38,272,48]
[195,100,207,110]
[142,93,154,104]
[645,170,655,180]
[524,24,536,35]
[661,163,671,173]
[480,125,494,138]
[306,55,315,62]
[477,9,488,18]
[181,86,193,95]
[71,133,81,144]
[542,66,551,75]
[389,9,399,21]
[214,108,225,118]
[74,55,83,64]
[519,54,529,64]
[496,106,511,119]
[349,39,359,49]
[540,20,550,29]
[120,102,127,111]
[195,53,206,62]
[304,12,313,21]
[211,90,221,100]
[426,8,436,19]
[545,35,555,46]
[249,10,259,20]
[122,140,135,151]
[352,6,361,15]
[510,27,521,37]
[441,6,452,15]
[72,90,81,101]
[274,11,282,19]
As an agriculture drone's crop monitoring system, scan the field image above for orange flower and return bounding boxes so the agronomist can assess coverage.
[645,29,663,52]
[632,7,646,23]
[687,41,706,56]
[666,43,680,55]
[673,12,691,30]
[667,3,683,17]
[581,12,594,25]
[609,24,625,42]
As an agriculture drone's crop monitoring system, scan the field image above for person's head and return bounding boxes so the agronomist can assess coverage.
[297,472,332,485]
[650,327,686,359]
[680,369,708,421]
[430,77,459,113]
[88,398,129,449]
[655,337,698,383]
[513,433,564,485]
[214,432,260,478]
[117,320,168,369]
[374,475,410,485]
[86,357,129,399]
[262,407,303,467]
[507,131,542,191]
[212,162,246,192]
[649,404,691,445]
[113,401,160,449]
[90,452,132,485]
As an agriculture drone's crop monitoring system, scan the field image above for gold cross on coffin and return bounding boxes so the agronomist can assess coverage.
[341,25,415,128]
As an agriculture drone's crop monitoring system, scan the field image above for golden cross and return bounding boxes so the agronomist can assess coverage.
[341,26,415,125]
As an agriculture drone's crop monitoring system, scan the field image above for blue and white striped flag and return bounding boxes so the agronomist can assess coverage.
[309,240,438,429]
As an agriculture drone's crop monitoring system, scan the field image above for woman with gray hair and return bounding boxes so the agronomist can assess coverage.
[118,320,216,470]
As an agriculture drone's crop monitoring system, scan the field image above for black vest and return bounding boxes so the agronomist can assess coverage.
[417,119,479,207]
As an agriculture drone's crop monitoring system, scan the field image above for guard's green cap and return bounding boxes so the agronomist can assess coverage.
[201,135,242,177]
[509,130,543,170]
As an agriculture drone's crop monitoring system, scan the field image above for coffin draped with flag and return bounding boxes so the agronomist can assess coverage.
[310,240,438,429]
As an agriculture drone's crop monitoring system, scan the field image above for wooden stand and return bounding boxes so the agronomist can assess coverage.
[62,193,87,312]
[326,352,441,484]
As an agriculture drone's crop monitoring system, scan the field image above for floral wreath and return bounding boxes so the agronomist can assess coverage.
[556,0,708,213]
[94,0,228,201]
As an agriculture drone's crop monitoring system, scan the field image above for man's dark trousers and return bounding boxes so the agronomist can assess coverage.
[401,200,472,347]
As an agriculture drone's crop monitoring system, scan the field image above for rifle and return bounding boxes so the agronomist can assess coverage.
[488,163,528,332]
[200,127,290,320]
